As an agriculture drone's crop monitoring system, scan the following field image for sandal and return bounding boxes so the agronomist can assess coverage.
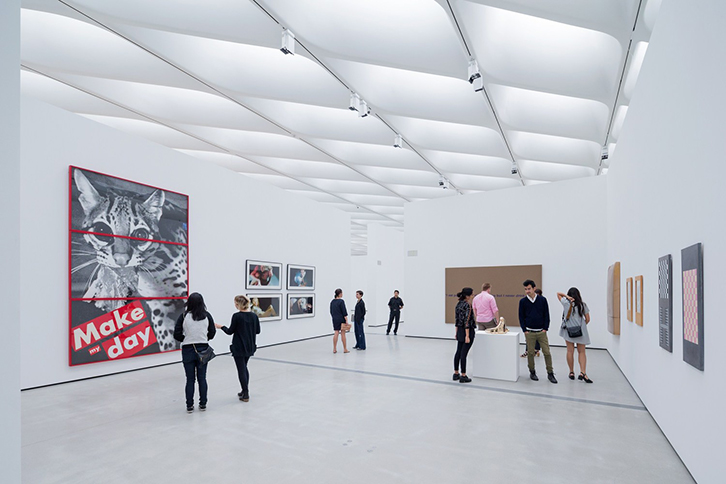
[520,351,527,358]
[568,372,575,380]
[578,372,593,383]
[535,350,541,357]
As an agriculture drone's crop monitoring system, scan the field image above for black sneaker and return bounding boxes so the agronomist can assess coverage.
[453,373,460,381]
[386,332,390,335]
[199,404,206,411]
[240,393,250,402]
[530,371,539,381]
[548,373,558,384]
[186,406,194,413]
[459,375,472,383]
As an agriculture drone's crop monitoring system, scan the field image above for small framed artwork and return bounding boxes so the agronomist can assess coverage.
[247,294,282,322]
[245,260,282,290]
[607,262,621,335]
[287,294,315,319]
[287,264,315,290]
[635,275,644,327]
[681,243,704,371]
[626,277,633,322]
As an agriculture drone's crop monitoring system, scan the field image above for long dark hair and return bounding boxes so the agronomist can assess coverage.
[567,287,585,316]
[185,292,207,321]
[457,287,473,301]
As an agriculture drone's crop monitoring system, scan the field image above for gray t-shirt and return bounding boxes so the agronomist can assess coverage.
[561,298,589,326]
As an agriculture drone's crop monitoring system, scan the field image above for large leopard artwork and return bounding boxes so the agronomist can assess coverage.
[72,169,188,352]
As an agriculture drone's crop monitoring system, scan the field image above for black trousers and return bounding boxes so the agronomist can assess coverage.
[454,341,473,374]
[387,311,401,334]
[233,354,251,395]
[182,345,208,407]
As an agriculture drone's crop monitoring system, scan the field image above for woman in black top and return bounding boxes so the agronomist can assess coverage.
[214,295,260,402]
[173,292,216,413]
[453,287,476,383]
[330,288,349,354]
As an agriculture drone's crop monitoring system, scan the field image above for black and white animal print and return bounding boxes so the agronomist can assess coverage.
[71,169,188,352]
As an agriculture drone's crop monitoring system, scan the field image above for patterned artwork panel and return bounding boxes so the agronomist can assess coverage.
[682,269,699,344]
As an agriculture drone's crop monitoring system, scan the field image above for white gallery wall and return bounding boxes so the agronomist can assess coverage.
[404,176,608,348]
[605,0,725,481]
[1,0,21,482]
[20,97,350,389]
[362,224,405,330]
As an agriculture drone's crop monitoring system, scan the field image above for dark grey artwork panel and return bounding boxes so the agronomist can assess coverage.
[681,243,704,371]
[658,254,673,352]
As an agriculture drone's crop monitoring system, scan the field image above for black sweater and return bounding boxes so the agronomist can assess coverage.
[221,311,260,358]
[518,296,550,331]
[330,298,348,323]
[354,299,366,323]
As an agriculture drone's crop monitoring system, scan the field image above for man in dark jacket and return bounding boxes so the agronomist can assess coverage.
[353,290,367,350]
[519,280,557,383]
[387,290,404,335]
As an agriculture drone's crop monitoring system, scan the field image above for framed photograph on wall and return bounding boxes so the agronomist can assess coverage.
[635,275,644,327]
[681,243,704,370]
[287,294,315,319]
[287,264,315,290]
[247,294,282,322]
[245,260,282,290]
[69,166,189,366]
[626,277,633,322]
[607,262,621,335]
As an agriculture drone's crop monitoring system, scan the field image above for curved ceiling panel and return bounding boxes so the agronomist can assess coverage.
[422,150,512,177]
[264,0,468,77]
[488,84,610,142]
[458,3,624,102]
[509,131,601,167]
[310,139,433,171]
[517,159,597,182]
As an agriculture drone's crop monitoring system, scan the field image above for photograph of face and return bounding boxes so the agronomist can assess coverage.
[287,264,315,290]
[246,260,282,290]
[287,294,315,319]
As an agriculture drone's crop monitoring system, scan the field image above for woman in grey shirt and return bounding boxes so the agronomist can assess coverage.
[557,288,592,383]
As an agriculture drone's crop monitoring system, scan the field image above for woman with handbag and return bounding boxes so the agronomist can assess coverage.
[557,288,592,383]
[215,295,261,402]
[173,292,217,413]
[330,288,349,354]
[453,287,476,383]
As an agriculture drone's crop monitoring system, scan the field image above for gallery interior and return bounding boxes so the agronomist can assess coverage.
[2,0,723,482]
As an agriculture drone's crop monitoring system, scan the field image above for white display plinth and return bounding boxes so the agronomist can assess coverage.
[470,329,520,382]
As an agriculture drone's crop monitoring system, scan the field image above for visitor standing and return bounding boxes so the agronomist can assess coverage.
[472,283,499,330]
[353,290,367,350]
[519,280,557,383]
[330,288,349,353]
[215,295,261,402]
[386,290,404,335]
[557,288,593,383]
[453,287,476,383]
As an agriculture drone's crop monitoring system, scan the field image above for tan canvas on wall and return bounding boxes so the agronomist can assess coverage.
[635,275,644,327]
[607,262,621,335]
[626,277,633,322]
[445,265,542,327]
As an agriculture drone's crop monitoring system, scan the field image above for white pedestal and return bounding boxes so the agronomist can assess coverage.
[470,329,520,382]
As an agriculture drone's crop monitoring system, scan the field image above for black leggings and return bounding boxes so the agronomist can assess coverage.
[454,341,473,374]
[233,354,251,395]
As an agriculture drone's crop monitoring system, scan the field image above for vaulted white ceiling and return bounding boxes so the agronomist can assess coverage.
[19,0,661,254]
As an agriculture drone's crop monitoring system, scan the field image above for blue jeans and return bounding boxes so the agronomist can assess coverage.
[354,319,366,349]
[182,345,208,407]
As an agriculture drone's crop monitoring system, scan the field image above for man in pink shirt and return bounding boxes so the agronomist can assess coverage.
[472,283,499,330]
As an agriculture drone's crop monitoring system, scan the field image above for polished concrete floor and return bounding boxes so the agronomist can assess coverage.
[22,332,694,484]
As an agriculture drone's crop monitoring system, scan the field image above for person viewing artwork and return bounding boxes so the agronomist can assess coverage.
[557,288,593,383]
[453,287,476,383]
[330,288,349,353]
[521,288,543,358]
[472,283,499,330]
[173,292,216,413]
[215,295,261,402]
[519,280,557,384]
[353,290,367,351]
[386,290,404,335]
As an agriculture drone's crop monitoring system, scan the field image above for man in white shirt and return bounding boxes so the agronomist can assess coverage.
[472,283,499,331]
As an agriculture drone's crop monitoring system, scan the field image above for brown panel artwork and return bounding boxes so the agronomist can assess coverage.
[626,277,633,322]
[445,265,542,327]
[607,262,621,335]
[635,275,644,327]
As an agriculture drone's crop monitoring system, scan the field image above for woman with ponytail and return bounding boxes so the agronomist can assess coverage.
[453,287,476,383]
[557,287,592,383]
